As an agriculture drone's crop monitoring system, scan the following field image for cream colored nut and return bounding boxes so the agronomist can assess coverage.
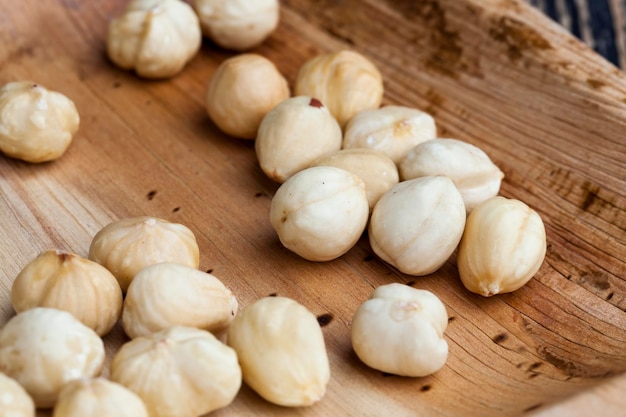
[0,81,79,163]
[11,250,123,336]
[457,196,547,297]
[0,308,105,408]
[343,105,436,164]
[351,283,448,377]
[52,378,148,417]
[106,0,201,79]
[227,296,330,406]
[111,326,241,417]
[399,138,504,212]
[206,53,290,139]
[0,372,35,417]
[294,50,383,128]
[312,148,399,210]
[123,262,238,339]
[194,0,279,51]
[270,166,369,261]
[369,176,466,276]
[88,216,200,292]
[256,96,342,183]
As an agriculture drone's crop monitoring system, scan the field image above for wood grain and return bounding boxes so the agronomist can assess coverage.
[0,0,625,416]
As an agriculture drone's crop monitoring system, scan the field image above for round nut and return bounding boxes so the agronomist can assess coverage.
[11,250,123,336]
[227,296,330,407]
[52,378,148,417]
[255,96,342,183]
[0,308,105,408]
[343,105,436,164]
[110,326,241,417]
[206,53,290,139]
[351,283,448,377]
[122,262,238,339]
[369,176,466,276]
[88,216,200,292]
[270,166,369,261]
[106,0,202,79]
[0,81,79,163]
[457,196,547,296]
[399,138,504,212]
[0,372,35,417]
[294,50,383,128]
[193,0,279,51]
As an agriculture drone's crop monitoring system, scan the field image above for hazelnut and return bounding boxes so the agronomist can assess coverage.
[0,81,79,163]
[10,250,123,336]
[399,138,504,212]
[106,0,202,79]
[193,0,279,51]
[227,296,330,406]
[255,96,342,183]
[122,262,238,339]
[294,50,383,128]
[88,216,200,292]
[52,378,148,417]
[0,372,35,417]
[457,196,547,296]
[110,326,241,417]
[206,53,290,139]
[351,283,449,377]
[343,105,436,164]
[270,166,369,261]
[369,176,466,276]
[0,308,105,408]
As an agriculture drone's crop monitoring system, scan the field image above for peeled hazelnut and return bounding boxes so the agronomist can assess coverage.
[256,96,342,183]
[206,53,290,139]
[52,378,148,417]
[10,250,122,337]
[0,372,35,417]
[399,138,504,212]
[343,105,436,164]
[457,196,547,296]
[294,50,383,128]
[369,176,466,276]
[110,326,241,417]
[270,166,369,261]
[106,0,201,79]
[351,283,448,377]
[312,148,399,210]
[193,0,279,51]
[227,296,330,406]
[88,216,200,292]
[0,81,79,163]
[0,308,105,408]
[123,262,238,339]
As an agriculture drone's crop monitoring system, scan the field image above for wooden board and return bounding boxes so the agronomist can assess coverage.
[1,0,625,416]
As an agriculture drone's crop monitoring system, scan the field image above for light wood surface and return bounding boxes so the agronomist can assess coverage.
[1,0,625,416]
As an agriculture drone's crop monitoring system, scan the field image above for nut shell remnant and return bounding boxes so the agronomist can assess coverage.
[88,216,200,292]
[294,50,383,128]
[123,262,238,339]
[0,81,79,163]
[206,53,290,139]
[106,0,202,79]
[11,250,123,336]
[194,0,279,51]
[0,308,105,408]
[256,96,342,183]
[111,326,241,417]
[457,196,547,297]
[227,296,330,407]
[351,283,449,377]
[0,372,35,417]
[343,105,436,164]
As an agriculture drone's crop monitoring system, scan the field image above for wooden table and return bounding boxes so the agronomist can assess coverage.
[1,1,625,416]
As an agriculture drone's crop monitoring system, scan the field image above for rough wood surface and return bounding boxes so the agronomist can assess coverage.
[0,0,624,416]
